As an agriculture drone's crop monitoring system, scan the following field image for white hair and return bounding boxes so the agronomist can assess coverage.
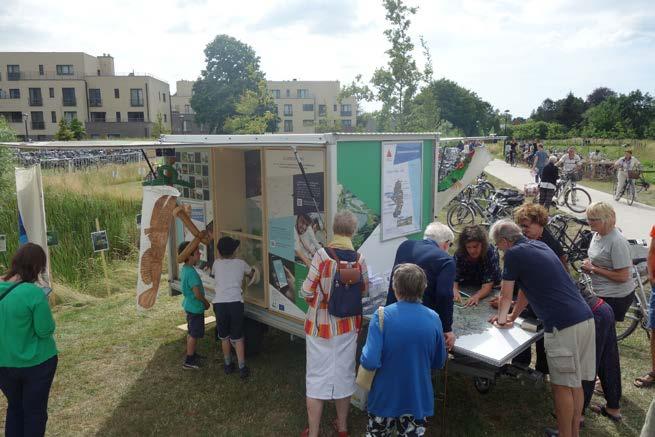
[489,219,523,244]
[549,155,557,163]
[424,221,454,244]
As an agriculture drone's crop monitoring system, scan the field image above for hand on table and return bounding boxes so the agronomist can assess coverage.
[453,289,462,303]
[464,294,481,307]
[488,314,514,329]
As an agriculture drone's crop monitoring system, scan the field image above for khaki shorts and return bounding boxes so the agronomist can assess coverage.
[544,319,596,388]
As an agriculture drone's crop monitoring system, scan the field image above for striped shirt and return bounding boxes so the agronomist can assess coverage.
[302,247,369,339]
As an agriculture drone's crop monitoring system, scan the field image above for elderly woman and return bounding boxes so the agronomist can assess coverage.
[582,202,634,321]
[453,225,501,307]
[0,243,58,437]
[539,155,559,210]
[361,263,447,437]
[301,211,369,437]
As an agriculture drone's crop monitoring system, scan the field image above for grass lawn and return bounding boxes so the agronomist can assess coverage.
[1,273,653,436]
[581,178,655,207]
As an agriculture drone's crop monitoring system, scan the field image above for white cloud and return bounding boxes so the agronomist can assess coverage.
[2,0,653,118]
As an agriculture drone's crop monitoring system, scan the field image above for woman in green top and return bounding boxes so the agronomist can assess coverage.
[0,243,58,437]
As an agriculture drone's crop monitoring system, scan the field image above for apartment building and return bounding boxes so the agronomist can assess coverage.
[170,79,357,134]
[0,52,171,140]
[267,80,356,133]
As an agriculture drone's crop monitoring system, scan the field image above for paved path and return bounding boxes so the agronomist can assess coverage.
[484,159,655,241]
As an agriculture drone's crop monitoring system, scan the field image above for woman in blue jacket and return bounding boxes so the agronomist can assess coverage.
[361,263,447,436]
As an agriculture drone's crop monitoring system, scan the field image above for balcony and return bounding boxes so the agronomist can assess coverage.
[8,72,21,81]
[29,98,43,107]
[31,121,45,130]
[130,100,144,107]
[6,71,86,81]
[340,111,353,117]
[89,99,102,107]
[63,98,77,107]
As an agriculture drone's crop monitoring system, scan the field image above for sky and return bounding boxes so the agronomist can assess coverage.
[1,0,654,118]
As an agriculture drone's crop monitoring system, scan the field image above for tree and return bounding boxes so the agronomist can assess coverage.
[556,92,585,130]
[54,119,74,141]
[586,87,616,107]
[582,91,655,139]
[223,78,278,134]
[370,0,423,131]
[152,112,171,138]
[191,35,263,134]
[69,118,86,140]
[0,116,17,197]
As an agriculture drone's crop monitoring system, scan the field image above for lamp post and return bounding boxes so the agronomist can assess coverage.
[22,112,30,142]
[504,109,510,138]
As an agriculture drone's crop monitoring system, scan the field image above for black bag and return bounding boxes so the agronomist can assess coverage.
[319,248,364,318]
[505,195,525,206]
[496,188,521,198]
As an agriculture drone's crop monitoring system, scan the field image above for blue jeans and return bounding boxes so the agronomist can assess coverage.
[0,355,58,437]
[648,285,655,330]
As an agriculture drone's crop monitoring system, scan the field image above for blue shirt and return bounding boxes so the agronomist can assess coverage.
[535,150,549,169]
[361,302,447,418]
[386,239,455,332]
[181,264,205,314]
[503,237,592,332]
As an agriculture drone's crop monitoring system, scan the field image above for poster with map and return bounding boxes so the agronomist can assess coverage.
[381,142,422,241]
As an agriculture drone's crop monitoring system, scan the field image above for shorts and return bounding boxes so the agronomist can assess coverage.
[213,302,244,341]
[366,414,426,437]
[602,291,635,322]
[544,318,596,388]
[186,312,205,339]
[648,286,655,330]
[305,331,357,400]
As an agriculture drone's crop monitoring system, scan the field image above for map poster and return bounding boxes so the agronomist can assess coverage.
[381,142,423,241]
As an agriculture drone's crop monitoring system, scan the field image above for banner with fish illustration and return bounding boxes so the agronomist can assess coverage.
[137,185,180,310]
[434,145,492,215]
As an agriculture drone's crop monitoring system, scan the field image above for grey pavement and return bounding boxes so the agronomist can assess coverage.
[484,159,655,241]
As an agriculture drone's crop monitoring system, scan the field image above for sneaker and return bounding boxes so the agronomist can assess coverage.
[223,362,235,375]
[183,358,200,370]
[239,365,250,380]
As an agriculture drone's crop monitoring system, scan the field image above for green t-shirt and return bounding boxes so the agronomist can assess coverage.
[0,281,58,368]
[181,265,206,314]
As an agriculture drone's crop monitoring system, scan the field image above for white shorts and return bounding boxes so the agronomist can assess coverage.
[305,331,357,400]
[544,318,596,388]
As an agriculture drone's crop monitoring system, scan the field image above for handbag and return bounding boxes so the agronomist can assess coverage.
[0,281,25,303]
[320,248,364,318]
[355,306,385,390]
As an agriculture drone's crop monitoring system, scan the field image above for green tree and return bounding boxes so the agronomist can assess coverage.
[191,35,263,134]
[581,91,655,139]
[586,87,616,107]
[69,118,86,140]
[152,112,171,138]
[223,79,278,134]
[0,116,17,197]
[54,119,74,141]
[370,0,423,131]
[556,92,585,130]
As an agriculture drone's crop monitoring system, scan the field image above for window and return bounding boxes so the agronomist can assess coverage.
[7,65,20,80]
[297,89,309,98]
[163,93,166,102]
[62,88,76,106]
[285,89,290,97]
[38,64,44,75]
[51,111,57,123]
[283,119,293,132]
[302,104,314,112]
[63,111,77,122]
[128,111,144,122]
[30,111,44,130]
[89,88,102,107]
[49,88,54,98]
[302,119,314,127]
[271,89,280,98]
[116,112,121,122]
[283,104,293,116]
[0,112,23,122]
[184,104,191,114]
[130,89,144,106]
[114,88,120,98]
[9,89,20,99]
[340,104,352,116]
[28,88,43,106]
[341,119,352,129]
[56,64,74,75]
[163,114,167,123]
[318,105,327,117]
[333,104,337,112]
[90,112,106,122]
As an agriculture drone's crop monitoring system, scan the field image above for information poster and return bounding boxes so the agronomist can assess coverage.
[265,149,326,319]
[381,142,422,241]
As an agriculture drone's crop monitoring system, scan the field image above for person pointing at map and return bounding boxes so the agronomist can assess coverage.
[387,221,456,350]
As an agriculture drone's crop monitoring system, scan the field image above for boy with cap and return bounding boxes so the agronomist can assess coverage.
[179,241,211,370]
[212,236,257,379]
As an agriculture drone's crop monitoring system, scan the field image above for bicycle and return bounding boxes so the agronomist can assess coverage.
[537,173,592,213]
[613,169,651,206]
[616,256,651,341]
[446,191,519,234]
[547,214,591,273]
[451,174,496,205]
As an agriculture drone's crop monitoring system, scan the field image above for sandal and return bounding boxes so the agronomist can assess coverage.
[634,371,655,388]
[590,404,622,423]
[300,428,310,437]
[332,418,348,437]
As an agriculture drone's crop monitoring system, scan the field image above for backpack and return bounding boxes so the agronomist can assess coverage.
[319,247,364,318]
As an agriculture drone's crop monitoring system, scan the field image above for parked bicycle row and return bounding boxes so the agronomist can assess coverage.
[11,148,143,171]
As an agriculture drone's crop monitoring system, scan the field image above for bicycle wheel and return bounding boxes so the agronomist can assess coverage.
[627,182,636,206]
[616,295,642,341]
[477,182,495,199]
[447,203,476,234]
[564,187,592,213]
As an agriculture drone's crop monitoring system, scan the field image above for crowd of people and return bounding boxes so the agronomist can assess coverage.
[1,203,654,436]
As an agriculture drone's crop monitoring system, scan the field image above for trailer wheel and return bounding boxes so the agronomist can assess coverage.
[473,376,494,394]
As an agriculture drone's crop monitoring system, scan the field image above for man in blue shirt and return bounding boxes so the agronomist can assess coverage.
[489,219,595,437]
[387,221,456,351]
